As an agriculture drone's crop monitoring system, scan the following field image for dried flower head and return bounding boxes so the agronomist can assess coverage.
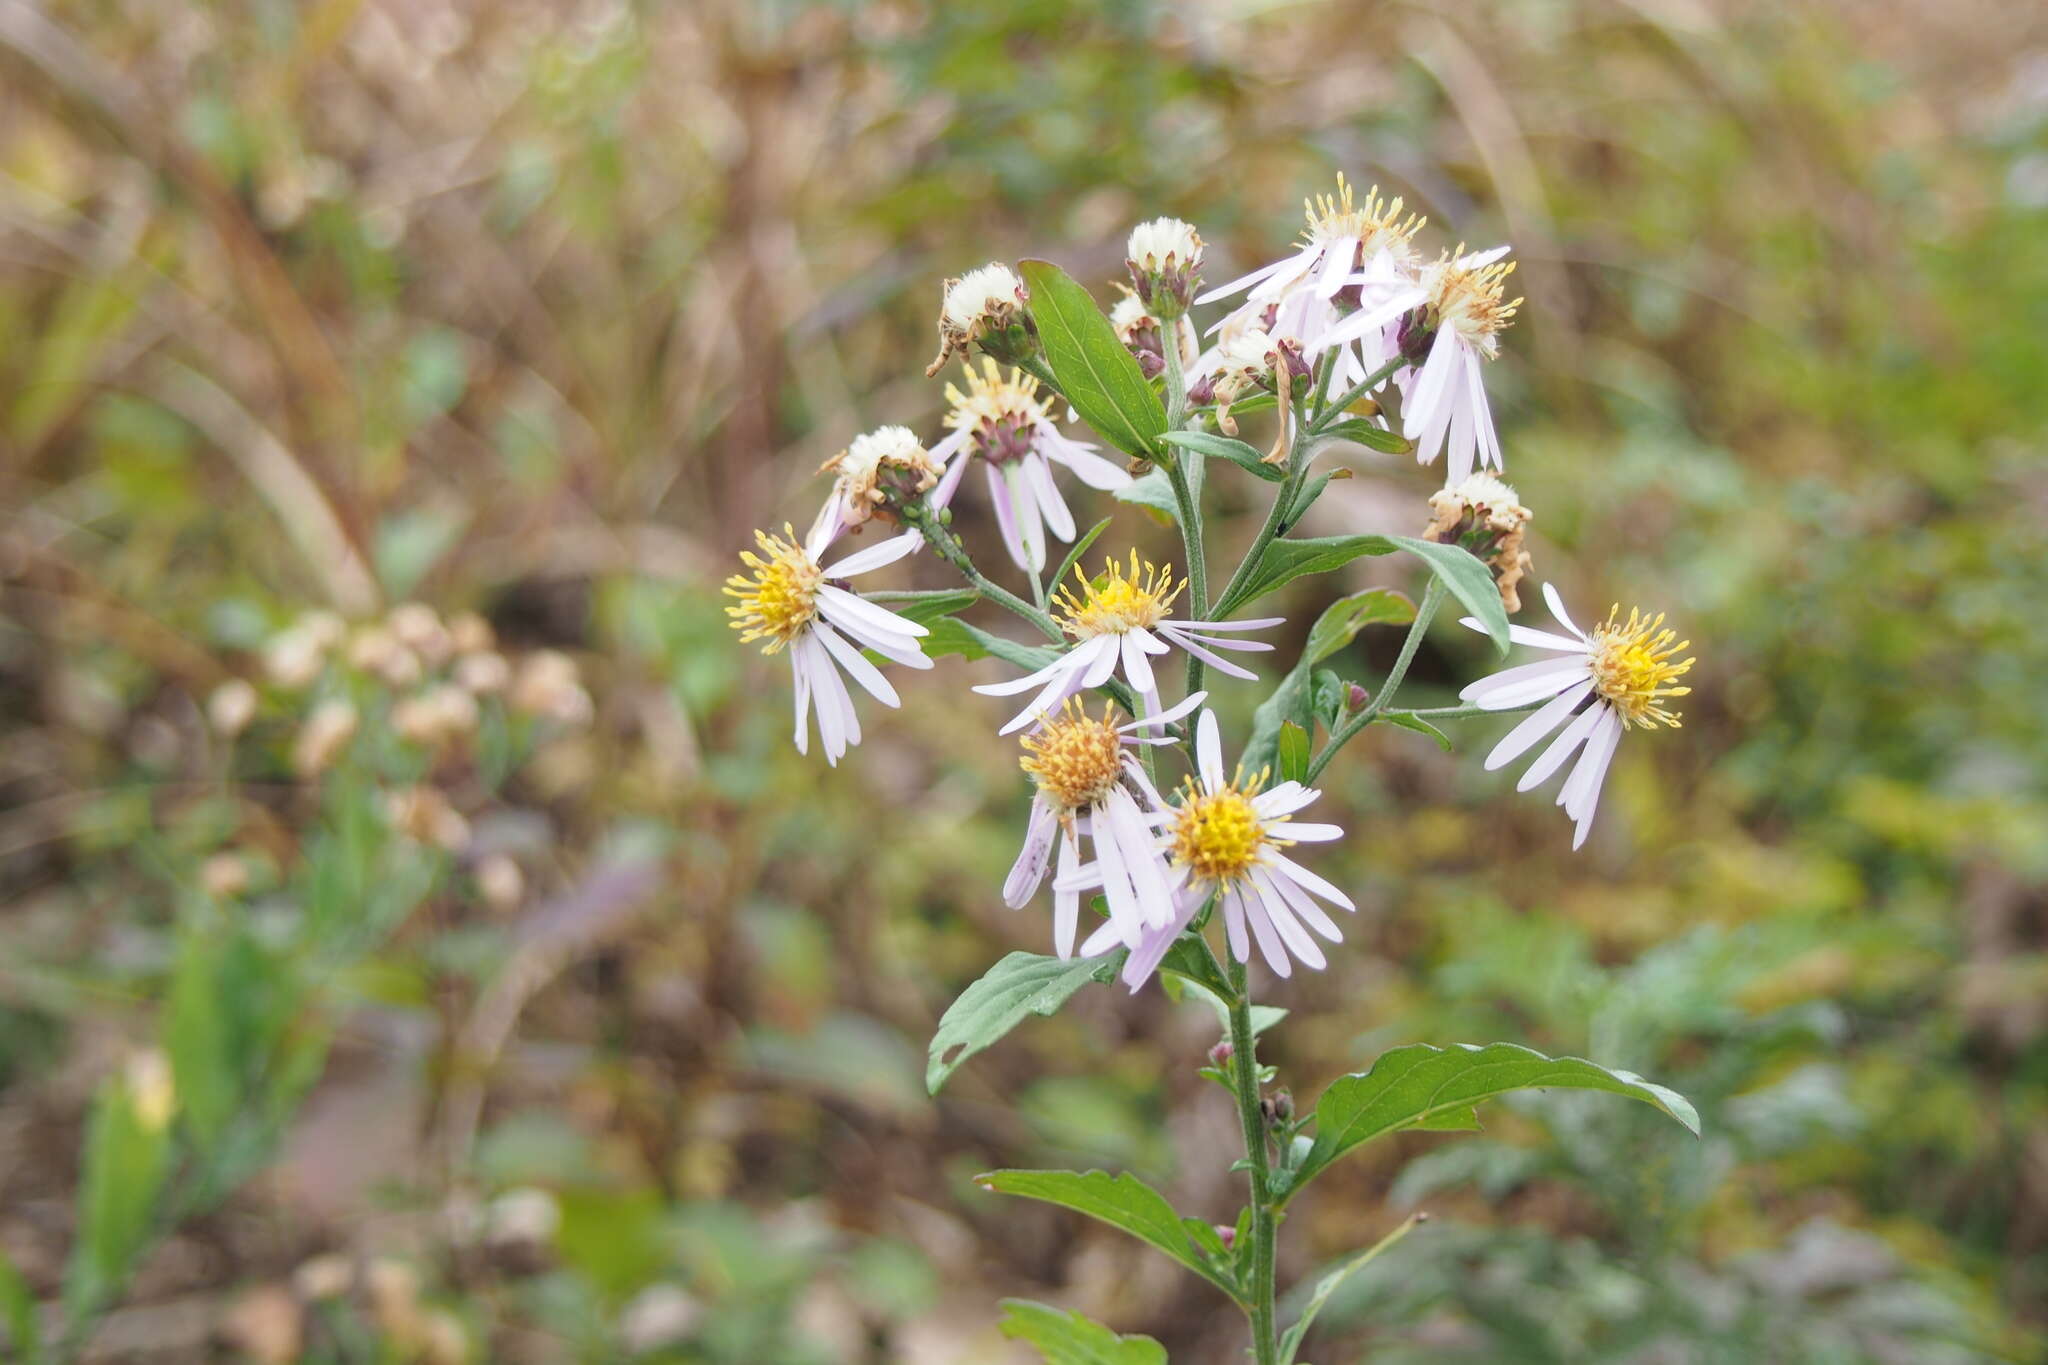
[817,425,940,534]
[1424,472,1534,612]
[927,263,1033,376]
[1126,216,1204,315]
[292,698,358,776]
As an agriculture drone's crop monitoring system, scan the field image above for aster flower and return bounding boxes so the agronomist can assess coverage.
[1073,709,1354,989]
[808,425,943,552]
[926,262,1034,376]
[725,524,933,766]
[1318,244,1519,485]
[1110,290,1199,380]
[1458,584,1694,849]
[926,361,1131,574]
[972,553,1281,734]
[1197,177,1425,378]
[1005,693,1206,957]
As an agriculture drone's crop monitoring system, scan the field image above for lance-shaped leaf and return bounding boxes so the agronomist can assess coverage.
[928,952,1119,1094]
[920,617,1061,670]
[1224,534,1398,610]
[1304,587,1415,665]
[976,1169,1242,1300]
[1018,260,1166,458]
[866,588,981,626]
[1049,516,1115,599]
[1160,430,1285,482]
[1286,1042,1700,1198]
[1113,466,1179,523]
[1241,587,1413,775]
[999,1300,1167,1364]
[1319,416,1411,454]
[1391,535,1509,655]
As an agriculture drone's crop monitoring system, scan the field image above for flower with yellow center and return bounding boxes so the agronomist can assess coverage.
[925,360,1131,573]
[1421,246,1521,358]
[809,425,941,552]
[1299,175,1424,269]
[926,262,1033,376]
[724,523,932,766]
[975,553,1282,735]
[1461,583,1697,849]
[1071,709,1354,988]
[1005,695,1206,958]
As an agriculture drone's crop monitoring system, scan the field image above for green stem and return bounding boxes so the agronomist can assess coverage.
[1305,577,1444,781]
[1167,456,1209,686]
[1226,955,1281,1365]
[911,509,1063,643]
[1211,437,1314,620]
[1307,353,1410,434]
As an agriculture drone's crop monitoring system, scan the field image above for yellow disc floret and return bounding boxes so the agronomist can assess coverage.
[1423,246,1521,357]
[1301,173,1425,262]
[1054,552,1183,640]
[1019,700,1126,812]
[724,526,821,653]
[945,358,1050,433]
[1171,771,1283,886]
[1588,606,1695,729]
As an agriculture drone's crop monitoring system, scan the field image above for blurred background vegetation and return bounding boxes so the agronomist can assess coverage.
[0,0,2044,1360]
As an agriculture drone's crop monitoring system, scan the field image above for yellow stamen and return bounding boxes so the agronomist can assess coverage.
[1425,245,1521,356]
[1053,552,1183,640]
[1589,606,1694,729]
[944,358,1050,433]
[1301,173,1425,259]
[1171,768,1285,885]
[1019,700,1126,812]
[723,526,820,653]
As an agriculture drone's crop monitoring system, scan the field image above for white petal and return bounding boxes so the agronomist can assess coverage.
[972,652,1079,697]
[1277,821,1343,841]
[1105,787,1174,930]
[1257,865,1345,943]
[1250,874,1325,969]
[1161,616,1285,632]
[1193,255,1292,305]
[1403,330,1460,441]
[1460,656,1589,708]
[1218,886,1251,963]
[816,583,928,638]
[1265,851,1355,912]
[1003,462,1046,574]
[1123,689,1207,733]
[1120,630,1156,697]
[1253,781,1320,818]
[1542,583,1584,639]
[1079,633,1121,689]
[1485,680,1594,771]
[1127,625,1173,656]
[1241,888,1294,977]
[1462,620,1586,653]
[1566,712,1623,851]
[1089,800,1147,950]
[998,670,1085,736]
[1023,454,1076,542]
[1054,831,1083,956]
[813,624,901,708]
[1005,798,1058,909]
[823,530,922,578]
[790,642,813,755]
[1314,237,1356,298]
[1516,702,1606,793]
[1078,914,1122,959]
[1042,429,1132,489]
[1162,629,1260,681]
[1175,632,1275,653]
[985,463,1025,572]
[1196,709,1225,791]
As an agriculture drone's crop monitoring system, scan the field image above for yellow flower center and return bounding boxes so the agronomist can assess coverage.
[724,527,820,653]
[1054,552,1182,640]
[1301,173,1424,261]
[1019,701,1126,811]
[1588,606,1695,729]
[1424,247,1521,356]
[1171,773,1282,885]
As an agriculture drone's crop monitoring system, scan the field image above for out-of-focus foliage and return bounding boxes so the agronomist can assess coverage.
[0,0,2043,1360]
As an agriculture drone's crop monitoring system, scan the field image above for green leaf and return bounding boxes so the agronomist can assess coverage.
[1159,933,1231,998]
[1276,1213,1426,1364]
[1159,430,1285,482]
[164,933,237,1151]
[928,952,1119,1094]
[1283,469,1336,526]
[1289,1043,1700,1196]
[1277,721,1310,783]
[1312,669,1348,729]
[64,1070,173,1322]
[1174,973,1288,1041]
[1383,710,1452,751]
[1049,517,1115,600]
[976,1170,1240,1299]
[1018,260,1167,458]
[1391,535,1509,655]
[868,589,980,626]
[1225,534,1398,610]
[1303,587,1415,667]
[1319,416,1411,454]
[922,617,1062,671]
[1112,467,1178,522]
[998,1299,1167,1364]
[0,1248,39,1361]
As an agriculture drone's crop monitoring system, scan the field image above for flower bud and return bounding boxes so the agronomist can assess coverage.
[208,678,259,736]
[1214,1224,1237,1251]
[1208,1039,1234,1068]
[263,628,327,690]
[1423,473,1533,613]
[292,699,358,776]
[387,602,453,666]
[1125,217,1203,317]
[1346,682,1371,713]
[476,853,525,912]
[454,650,510,695]
[1261,1088,1294,1126]
[448,610,495,654]
[1110,291,1198,380]
[926,263,1036,377]
[511,650,592,725]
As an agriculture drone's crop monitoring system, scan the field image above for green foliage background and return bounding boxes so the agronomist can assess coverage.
[0,1,2044,1360]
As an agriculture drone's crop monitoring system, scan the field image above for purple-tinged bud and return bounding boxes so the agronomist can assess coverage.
[1346,683,1371,714]
[1208,1040,1234,1068]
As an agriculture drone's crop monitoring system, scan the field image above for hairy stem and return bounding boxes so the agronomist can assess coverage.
[911,510,1064,643]
[1227,954,1281,1365]
[1307,353,1410,434]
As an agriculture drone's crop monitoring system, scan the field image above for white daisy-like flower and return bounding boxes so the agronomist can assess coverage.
[1318,244,1519,485]
[1459,583,1694,849]
[1072,708,1355,989]
[1005,692,1206,957]
[927,262,1031,376]
[725,523,932,766]
[807,425,942,552]
[926,361,1131,574]
[972,552,1281,734]
[1197,176,1425,378]
[1126,216,1204,314]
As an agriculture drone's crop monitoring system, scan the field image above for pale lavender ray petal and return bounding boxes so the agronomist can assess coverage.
[1485,680,1594,771]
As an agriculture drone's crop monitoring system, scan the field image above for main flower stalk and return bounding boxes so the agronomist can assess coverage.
[1227,955,1281,1364]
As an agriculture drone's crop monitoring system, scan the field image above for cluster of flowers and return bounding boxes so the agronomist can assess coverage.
[727,178,1695,985]
[202,602,595,911]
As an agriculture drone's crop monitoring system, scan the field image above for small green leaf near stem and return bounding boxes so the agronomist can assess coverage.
[1305,577,1444,782]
